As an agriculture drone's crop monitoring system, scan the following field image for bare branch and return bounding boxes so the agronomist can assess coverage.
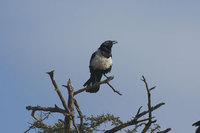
[64,79,80,133]
[106,81,122,95]
[72,116,80,133]
[74,99,84,132]
[26,105,66,115]
[24,125,34,133]
[136,106,143,116]
[74,76,122,95]
[150,86,156,91]
[137,117,155,123]
[74,76,114,95]
[105,76,167,133]
[66,79,74,112]
[104,103,165,133]
[141,76,153,133]
[47,70,71,114]
[137,103,165,118]
[31,110,40,121]
[157,128,172,133]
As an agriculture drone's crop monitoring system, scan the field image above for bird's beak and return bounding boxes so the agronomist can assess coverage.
[112,41,118,44]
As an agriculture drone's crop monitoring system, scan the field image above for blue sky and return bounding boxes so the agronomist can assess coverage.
[0,0,200,132]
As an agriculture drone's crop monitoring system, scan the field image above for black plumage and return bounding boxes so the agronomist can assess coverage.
[193,120,200,133]
[84,40,117,93]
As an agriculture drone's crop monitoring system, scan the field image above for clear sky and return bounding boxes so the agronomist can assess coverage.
[0,0,200,133]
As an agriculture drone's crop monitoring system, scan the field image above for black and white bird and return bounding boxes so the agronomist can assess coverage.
[193,120,200,133]
[83,40,118,93]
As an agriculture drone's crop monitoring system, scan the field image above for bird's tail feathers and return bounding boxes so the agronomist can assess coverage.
[83,72,102,93]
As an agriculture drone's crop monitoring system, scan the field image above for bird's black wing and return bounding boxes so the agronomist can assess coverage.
[89,52,96,64]
[89,52,97,73]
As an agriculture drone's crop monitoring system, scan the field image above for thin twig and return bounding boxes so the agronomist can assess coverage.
[24,125,34,133]
[157,128,172,133]
[137,103,165,118]
[103,75,122,95]
[106,81,122,95]
[136,106,143,116]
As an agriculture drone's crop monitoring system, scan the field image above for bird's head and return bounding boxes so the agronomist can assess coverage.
[99,40,118,51]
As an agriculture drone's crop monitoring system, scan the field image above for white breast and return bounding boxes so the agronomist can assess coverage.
[90,50,112,70]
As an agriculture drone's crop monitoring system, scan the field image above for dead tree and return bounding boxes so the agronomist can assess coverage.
[25,70,171,133]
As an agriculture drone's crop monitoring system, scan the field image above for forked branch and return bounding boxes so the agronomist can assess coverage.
[74,76,122,96]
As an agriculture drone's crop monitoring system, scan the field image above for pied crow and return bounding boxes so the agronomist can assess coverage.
[84,40,118,93]
[193,120,200,133]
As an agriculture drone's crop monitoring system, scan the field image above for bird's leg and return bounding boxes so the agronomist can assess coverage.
[103,74,109,79]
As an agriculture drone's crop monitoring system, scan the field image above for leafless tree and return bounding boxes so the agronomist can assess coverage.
[25,70,171,133]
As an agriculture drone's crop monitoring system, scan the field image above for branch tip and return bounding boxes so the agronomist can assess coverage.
[141,75,145,81]
[62,85,67,88]
[136,106,143,115]
[149,86,156,91]
[157,128,171,133]
[26,106,31,110]
[46,70,54,76]
[67,78,71,86]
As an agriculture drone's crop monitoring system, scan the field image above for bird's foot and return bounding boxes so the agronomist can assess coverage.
[103,74,109,79]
